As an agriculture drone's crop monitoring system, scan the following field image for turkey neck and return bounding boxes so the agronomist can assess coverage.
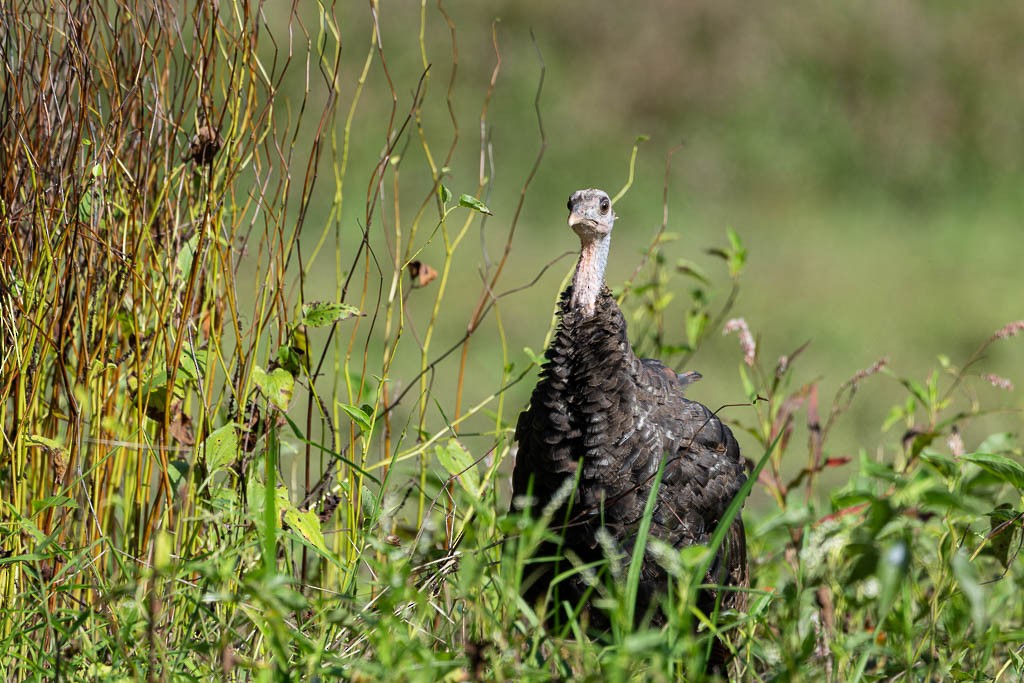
[570,234,610,316]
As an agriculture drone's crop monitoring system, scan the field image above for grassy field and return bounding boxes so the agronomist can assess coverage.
[2,1,1023,680]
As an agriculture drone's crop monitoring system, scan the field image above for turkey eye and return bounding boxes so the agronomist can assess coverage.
[599,197,610,214]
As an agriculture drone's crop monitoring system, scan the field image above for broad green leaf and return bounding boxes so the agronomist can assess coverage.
[960,452,1024,491]
[283,506,329,554]
[176,231,201,277]
[78,190,93,221]
[181,348,208,378]
[245,476,268,521]
[338,401,373,433]
[918,488,987,516]
[208,486,238,514]
[987,504,1020,569]
[979,432,1016,454]
[277,343,305,375]
[167,459,190,490]
[201,422,240,473]
[436,438,480,497]
[252,365,294,411]
[439,183,452,204]
[919,450,958,480]
[300,301,361,327]
[31,495,78,514]
[154,529,173,571]
[951,550,987,632]
[139,370,168,395]
[875,538,909,623]
[256,483,292,532]
[458,194,493,215]
[26,435,65,452]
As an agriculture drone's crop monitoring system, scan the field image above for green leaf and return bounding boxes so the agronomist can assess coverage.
[918,488,987,516]
[271,484,292,528]
[951,550,987,632]
[201,422,240,473]
[523,346,545,366]
[979,432,1016,454]
[685,308,708,347]
[154,529,173,571]
[986,504,1020,569]
[919,450,958,480]
[300,301,362,327]
[436,438,480,497]
[338,401,373,433]
[26,435,65,452]
[283,506,329,554]
[881,402,908,432]
[960,452,1024,491]
[167,459,190,490]
[875,538,909,623]
[652,292,674,313]
[78,190,93,221]
[176,231,201,277]
[276,344,304,375]
[675,258,710,285]
[622,630,666,654]
[900,377,930,409]
[726,227,747,277]
[738,363,757,403]
[439,183,452,204]
[181,348,208,378]
[31,495,79,514]
[625,456,667,626]
[458,194,493,215]
[252,365,294,411]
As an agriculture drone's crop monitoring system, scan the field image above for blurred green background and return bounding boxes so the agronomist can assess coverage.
[280,1,1023,480]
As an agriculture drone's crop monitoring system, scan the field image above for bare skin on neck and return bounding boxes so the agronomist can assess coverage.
[571,235,610,316]
[566,188,615,317]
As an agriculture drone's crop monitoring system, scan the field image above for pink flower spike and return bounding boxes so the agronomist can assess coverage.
[992,321,1024,341]
[723,317,756,367]
[982,373,1014,391]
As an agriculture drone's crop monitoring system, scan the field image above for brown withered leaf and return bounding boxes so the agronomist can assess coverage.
[52,448,67,487]
[166,401,195,446]
[184,125,222,166]
[407,260,438,288]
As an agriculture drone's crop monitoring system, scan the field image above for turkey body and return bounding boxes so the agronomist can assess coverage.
[511,190,748,636]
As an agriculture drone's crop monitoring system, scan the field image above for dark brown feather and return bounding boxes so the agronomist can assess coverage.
[512,285,749,659]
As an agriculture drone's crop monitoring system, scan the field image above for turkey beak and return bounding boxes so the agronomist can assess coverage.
[568,211,595,231]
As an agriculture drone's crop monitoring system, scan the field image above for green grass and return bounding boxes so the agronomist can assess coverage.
[2,1,1023,681]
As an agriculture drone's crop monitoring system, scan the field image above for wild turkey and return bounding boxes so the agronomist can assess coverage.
[512,188,749,646]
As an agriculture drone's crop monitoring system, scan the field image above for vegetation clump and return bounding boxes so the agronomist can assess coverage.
[1,2,1021,680]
